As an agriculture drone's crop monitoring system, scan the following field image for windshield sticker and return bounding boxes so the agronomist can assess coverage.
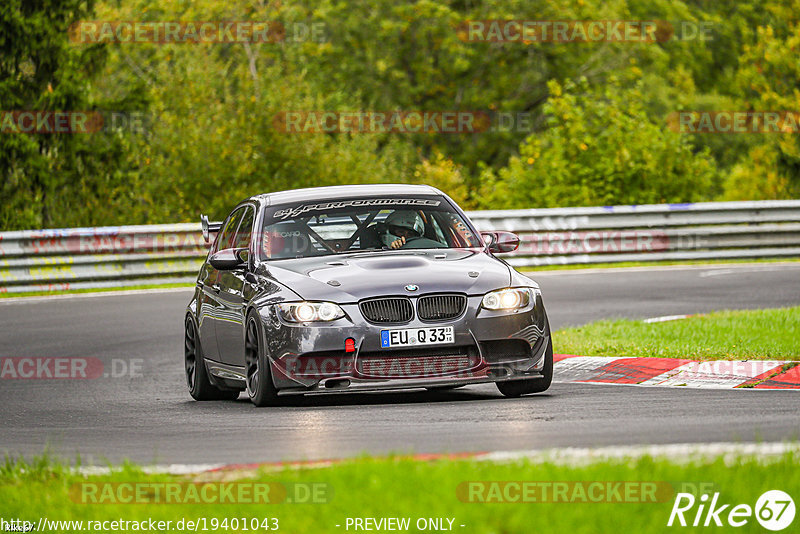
[273,198,441,220]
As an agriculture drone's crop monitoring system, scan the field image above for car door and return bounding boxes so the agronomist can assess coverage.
[198,206,246,363]
[215,205,256,366]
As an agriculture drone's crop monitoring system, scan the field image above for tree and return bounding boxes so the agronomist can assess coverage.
[478,77,718,208]
[724,11,800,200]
[0,0,147,230]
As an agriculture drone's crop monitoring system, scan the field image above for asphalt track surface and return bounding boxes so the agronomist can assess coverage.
[1,263,799,465]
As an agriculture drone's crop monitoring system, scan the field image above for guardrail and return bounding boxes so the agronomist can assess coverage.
[470,200,800,267]
[2,200,799,293]
[0,223,206,294]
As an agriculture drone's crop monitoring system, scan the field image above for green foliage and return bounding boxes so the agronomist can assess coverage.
[722,8,800,200]
[478,77,718,208]
[1,0,799,230]
[87,0,424,222]
[0,0,148,229]
[410,152,469,207]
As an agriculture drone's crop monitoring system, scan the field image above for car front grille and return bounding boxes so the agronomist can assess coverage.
[359,297,414,324]
[417,294,467,321]
[357,346,479,378]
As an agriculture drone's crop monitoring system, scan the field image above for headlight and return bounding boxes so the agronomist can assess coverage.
[276,302,345,323]
[481,288,533,310]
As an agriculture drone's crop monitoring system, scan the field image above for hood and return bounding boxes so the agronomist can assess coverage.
[263,250,511,303]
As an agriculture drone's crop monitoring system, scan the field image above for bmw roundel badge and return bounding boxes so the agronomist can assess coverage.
[405,284,419,292]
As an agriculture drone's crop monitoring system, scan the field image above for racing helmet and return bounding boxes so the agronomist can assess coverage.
[381,210,424,246]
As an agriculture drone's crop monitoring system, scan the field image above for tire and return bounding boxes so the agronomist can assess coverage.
[496,327,553,398]
[244,312,279,407]
[185,316,240,401]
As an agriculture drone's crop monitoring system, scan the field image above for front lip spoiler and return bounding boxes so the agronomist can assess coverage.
[275,371,546,396]
[207,361,545,395]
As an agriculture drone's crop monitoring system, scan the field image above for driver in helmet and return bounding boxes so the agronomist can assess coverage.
[381,210,445,249]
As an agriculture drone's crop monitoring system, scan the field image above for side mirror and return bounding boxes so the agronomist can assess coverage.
[481,231,520,253]
[209,248,248,270]
[201,214,222,244]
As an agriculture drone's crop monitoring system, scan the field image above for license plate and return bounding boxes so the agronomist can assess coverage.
[380,326,454,348]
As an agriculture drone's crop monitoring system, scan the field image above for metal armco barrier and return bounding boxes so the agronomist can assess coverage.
[0,223,207,293]
[469,200,800,267]
[1,200,799,293]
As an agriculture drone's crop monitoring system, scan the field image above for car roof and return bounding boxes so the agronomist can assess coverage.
[249,184,443,206]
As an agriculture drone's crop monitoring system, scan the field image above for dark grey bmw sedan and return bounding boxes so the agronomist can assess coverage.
[185,184,552,406]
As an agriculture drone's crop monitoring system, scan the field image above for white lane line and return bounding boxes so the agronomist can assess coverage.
[699,264,800,277]
[73,442,800,475]
[77,463,226,476]
[699,269,735,277]
[643,314,693,323]
[0,287,193,305]
[479,442,800,465]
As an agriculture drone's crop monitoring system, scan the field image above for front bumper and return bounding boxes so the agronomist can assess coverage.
[261,292,550,394]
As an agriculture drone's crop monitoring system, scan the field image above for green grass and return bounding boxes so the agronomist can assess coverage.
[522,257,800,272]
[0,282,192,298]
[554,306,800,360]
[2,453,798,533]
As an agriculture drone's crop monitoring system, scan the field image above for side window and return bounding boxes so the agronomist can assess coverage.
[233,207,255,249]
[215,207,246,252]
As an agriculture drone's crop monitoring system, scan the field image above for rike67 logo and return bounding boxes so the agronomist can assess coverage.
[668,490,795,530]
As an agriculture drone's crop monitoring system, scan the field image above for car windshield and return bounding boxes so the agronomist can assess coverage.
[259,195,484,260]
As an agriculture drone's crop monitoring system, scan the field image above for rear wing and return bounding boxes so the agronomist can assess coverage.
[200,214,222,244]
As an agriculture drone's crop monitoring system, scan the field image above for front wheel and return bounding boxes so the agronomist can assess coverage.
[185,316,239,401]
[496,330,553,398]
[245,313,279,407]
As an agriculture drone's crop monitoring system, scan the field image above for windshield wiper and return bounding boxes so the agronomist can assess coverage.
[342,247,388,255]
